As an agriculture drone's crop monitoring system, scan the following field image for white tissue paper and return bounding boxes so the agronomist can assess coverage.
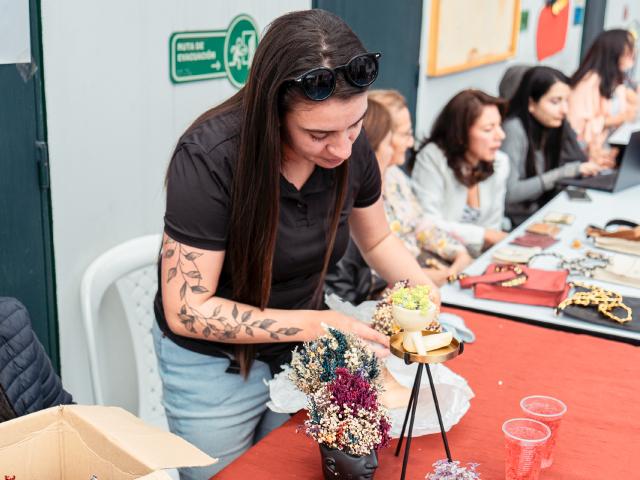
[384,355,474,436]
[266,294,475,437]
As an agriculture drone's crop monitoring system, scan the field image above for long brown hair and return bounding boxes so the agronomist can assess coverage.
[173,10,370,375]
[414,89,505,186]
[571,29,634,98]
[363,98,392,151]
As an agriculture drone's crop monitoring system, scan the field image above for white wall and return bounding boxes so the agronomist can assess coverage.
[415,0,585,137]
[42,0,310,405]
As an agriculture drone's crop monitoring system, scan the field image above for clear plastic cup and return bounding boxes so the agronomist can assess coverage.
[520,395,567,468]
[502,418,551,480]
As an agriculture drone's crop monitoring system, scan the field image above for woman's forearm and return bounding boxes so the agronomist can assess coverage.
[449,250,472,276]
[359,233,440,302]
[164,293,322,344]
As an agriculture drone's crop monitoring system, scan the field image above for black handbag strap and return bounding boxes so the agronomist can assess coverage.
[605,219,639,229]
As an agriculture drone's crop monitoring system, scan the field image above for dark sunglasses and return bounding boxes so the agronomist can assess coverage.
[290,52,381,101]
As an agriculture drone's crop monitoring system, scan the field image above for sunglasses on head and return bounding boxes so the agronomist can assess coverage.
[290,52,381,101]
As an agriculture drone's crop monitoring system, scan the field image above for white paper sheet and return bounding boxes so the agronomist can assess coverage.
[0,0,31,64]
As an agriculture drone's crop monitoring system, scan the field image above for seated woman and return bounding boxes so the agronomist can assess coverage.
[568,29,637,158]
[369,89,472,284]
[502,66,603,225]
[411,89,509,256]
[325,97,471,303]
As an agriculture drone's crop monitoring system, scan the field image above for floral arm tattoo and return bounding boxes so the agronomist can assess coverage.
[163,236,302,341]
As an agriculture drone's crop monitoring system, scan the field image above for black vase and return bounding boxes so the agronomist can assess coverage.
[319,443,379,480]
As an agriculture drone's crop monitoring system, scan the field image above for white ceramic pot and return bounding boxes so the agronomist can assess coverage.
[392,304,436,355]
[392,304,436,331]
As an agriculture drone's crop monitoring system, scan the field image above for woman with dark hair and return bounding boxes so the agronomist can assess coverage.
[370,90,472,284]
[502,66,603,225]
[325,96,471,303]
[411,89,509,256]
[568,29,637,154]
[153,10,438,478]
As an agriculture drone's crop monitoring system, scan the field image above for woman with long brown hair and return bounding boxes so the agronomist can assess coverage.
[568,29,637,156]
[153,9,438,479]
[411,89,509,256]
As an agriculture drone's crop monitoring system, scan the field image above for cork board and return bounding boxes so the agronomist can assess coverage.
[427,0,521,76]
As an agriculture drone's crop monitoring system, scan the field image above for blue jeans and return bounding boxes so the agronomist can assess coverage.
[152,323,289,480]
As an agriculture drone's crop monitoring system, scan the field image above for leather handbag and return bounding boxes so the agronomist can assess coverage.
[511,232,558,249]
[592,253,640,288]
[586,219,640,256]
[492,245,541,264]
[526,222,561,238]
[458,264,570,307]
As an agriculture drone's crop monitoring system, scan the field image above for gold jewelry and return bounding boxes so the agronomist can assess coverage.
[556,282,632,324]
[448,272,467,284]
[495,265,528,287]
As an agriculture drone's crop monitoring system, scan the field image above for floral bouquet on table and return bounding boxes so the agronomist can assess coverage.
[290,327,390,480]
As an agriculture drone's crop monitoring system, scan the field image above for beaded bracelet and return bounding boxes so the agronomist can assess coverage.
[528,250,610,277]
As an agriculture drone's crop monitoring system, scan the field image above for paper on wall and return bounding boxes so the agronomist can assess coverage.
[0,0,31,64]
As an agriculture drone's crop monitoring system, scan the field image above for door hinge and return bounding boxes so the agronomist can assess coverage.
[35,141,50,190]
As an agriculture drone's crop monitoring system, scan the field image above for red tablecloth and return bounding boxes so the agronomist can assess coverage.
[214,308,639,479]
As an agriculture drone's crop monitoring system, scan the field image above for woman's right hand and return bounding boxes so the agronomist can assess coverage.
[317,310,390,358]
[579,161,604,177]
[484,229,508,248]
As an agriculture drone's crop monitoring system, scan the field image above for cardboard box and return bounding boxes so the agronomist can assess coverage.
[0,405,216,479]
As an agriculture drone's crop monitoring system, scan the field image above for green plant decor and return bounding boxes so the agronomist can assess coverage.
[390,285,432,316]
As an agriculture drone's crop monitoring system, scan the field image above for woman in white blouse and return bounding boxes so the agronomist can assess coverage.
[411,89,509,256]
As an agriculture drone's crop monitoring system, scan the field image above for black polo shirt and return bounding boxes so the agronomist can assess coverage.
[153,108,381,366]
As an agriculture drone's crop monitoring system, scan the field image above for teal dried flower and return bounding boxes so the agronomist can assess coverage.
[290,327,380,395]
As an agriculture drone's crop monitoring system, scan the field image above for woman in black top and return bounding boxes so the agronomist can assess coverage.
[153,10,438,478]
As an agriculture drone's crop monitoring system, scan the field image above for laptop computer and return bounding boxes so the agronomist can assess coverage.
[559,131,640,192]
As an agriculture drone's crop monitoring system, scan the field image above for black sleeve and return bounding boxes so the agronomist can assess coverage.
[324,239,373,305]
[164,142,232,250]
[352,132,382,208]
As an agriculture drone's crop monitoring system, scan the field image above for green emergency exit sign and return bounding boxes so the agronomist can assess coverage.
[169,15,259,87]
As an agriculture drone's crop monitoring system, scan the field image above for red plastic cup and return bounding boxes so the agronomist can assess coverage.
[520,395,567,468]
[502,418,550,480]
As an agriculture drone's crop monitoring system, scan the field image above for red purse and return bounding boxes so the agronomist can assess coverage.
[458,264,570,307]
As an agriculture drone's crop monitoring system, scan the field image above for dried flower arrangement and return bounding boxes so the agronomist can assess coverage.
[290,327,380,395]
[306,368,391,456]
[426,459,481,479]
[290,327,390,457]
[372,281,440,336]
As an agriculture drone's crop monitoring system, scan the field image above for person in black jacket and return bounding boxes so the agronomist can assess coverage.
[0,297,73,422]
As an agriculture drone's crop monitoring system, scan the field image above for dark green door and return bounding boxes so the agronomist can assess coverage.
[0,0,59,371]
[314,0,423,121]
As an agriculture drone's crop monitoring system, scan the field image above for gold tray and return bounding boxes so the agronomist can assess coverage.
[390,331,462,364]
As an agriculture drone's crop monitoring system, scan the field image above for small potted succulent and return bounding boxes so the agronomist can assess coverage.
[290,328,390,479]
[390,285,438,355]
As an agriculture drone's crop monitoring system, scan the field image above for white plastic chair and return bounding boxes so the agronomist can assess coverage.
[80,234,168,430]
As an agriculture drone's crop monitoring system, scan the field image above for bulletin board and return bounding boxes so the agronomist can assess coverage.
[427,0,521,77]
